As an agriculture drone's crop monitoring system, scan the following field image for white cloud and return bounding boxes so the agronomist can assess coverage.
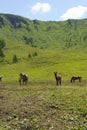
[61,5,87,20]
[31,2,51,14]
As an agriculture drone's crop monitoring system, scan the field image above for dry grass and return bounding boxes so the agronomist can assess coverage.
[0,82,87,130]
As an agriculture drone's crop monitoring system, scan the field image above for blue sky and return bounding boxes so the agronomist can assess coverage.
[0,0,87,21]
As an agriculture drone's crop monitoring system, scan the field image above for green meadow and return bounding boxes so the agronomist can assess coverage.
[0,44,87,129]
[1,44,87,83]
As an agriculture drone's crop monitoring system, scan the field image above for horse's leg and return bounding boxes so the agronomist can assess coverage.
[79,79,81,82]
[60,79,61,85]
[56,80,58,85]
[23,81,24,85]
[25,81,26,85]
[72,79,75,83]
[71,78,72,83]
[24,80,27,85]
[79,78,81,82]
[25,79,27,85]
[24,79,26,85]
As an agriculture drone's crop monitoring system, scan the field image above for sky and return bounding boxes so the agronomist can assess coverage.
[0,0,87,21]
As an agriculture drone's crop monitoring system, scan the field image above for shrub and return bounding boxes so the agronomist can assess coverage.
[12,54,18,63]
[28,54,31,58]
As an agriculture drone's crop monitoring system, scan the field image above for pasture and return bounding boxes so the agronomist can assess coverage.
[0,82,87,130]
[0,45,87,129]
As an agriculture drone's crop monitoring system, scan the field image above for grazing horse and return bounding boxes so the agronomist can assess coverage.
[71,76,82,83]
[0,76,2,82]
[54,72,61,85]
[19,73,28,85]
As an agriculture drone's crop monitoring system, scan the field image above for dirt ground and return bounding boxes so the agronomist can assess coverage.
[0,82,87,130]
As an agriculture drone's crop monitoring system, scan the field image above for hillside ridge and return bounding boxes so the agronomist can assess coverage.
[0,13,87,49]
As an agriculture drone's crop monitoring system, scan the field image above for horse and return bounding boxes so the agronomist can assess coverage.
[54,72,61,85]
[19,73,28,85]
[0,76,2,82]
[70,76,82,83]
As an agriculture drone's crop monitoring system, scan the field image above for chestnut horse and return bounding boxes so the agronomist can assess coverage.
[71,76,82,83]
[54,72,61,85]
[19,73,28,85]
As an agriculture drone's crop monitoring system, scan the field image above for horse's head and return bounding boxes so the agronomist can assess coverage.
[54,72,57,75]
[20,73,23,76]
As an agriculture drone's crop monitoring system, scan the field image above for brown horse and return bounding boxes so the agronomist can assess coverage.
[71,76,82,83]
[19,73,28,85]
[0,76,2,82]
[54,72,61,85]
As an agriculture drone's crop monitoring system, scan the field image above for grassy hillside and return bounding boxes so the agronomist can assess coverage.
[0,45,87,83]
[0,14,87,82]
[0,13,87,49]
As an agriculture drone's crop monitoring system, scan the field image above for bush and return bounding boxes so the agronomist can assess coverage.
[0,49,5,57]
[28,54,31,58]
[0,39,6,57]
[12,54,18,63]
[0,39,6,49]
[33,52,37,56]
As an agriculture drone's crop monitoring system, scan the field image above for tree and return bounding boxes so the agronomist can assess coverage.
[23,36,33,45]
[12,54,18,63]
[28,53,31,58]
[0,49,4,57]
[33,52,37,57]
[0,39,6,57]
[0,39,6,49]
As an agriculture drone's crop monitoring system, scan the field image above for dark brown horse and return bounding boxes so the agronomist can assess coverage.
[71,76,82,83]
[54,72,61,85]
[0,76,2,82]
[19,73,28,85]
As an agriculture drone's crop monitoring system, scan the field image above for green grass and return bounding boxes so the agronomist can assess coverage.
[0,41,87,129]
[1,45,87,83]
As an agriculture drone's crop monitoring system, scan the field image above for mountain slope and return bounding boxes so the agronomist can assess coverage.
[0,13,87,49]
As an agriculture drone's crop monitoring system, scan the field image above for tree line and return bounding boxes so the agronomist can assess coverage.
[0,39,5,57]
